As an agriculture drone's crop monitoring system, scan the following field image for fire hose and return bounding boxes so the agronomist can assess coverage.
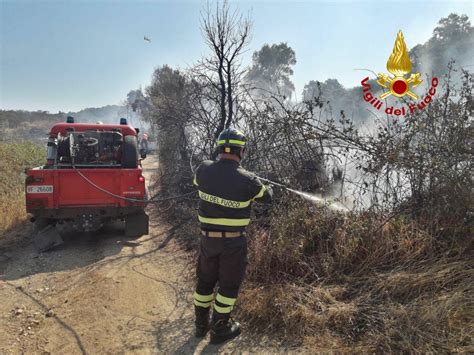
[74,165,348,212]
[255,175,349,212]
[73,166,197,203]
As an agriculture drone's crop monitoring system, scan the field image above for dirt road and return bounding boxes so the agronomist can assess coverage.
[0,156,283,354]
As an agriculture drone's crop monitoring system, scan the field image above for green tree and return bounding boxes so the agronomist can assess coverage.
[433,13,471,41]
[246,43,296,99]
[126,89,148,113]
[410,13,473,75]
[145,66,193,194]
[303,79,345,102]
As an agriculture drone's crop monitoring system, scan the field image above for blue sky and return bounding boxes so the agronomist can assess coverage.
[1,0,472,112]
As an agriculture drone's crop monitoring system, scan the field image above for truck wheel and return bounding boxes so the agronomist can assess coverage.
[122,136,138,168]
[33,218,51,233]
[125,212,149,238]
[57,136,71,158]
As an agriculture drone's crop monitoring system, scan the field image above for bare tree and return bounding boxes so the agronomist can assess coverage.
[199,0,252,137]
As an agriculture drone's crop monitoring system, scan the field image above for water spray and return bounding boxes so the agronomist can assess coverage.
[256,176,349,213]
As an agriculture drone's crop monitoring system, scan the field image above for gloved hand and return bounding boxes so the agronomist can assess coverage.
[266,184,274,195]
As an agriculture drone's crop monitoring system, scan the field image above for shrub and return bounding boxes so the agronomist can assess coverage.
[0,142,44,234]
[237,198,473,352]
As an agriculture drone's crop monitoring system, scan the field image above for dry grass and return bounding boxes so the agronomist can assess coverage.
[0,142,44,235]
[237,199,473,352]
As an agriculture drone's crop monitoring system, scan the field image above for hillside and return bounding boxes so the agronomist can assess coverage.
[0,105,127,142]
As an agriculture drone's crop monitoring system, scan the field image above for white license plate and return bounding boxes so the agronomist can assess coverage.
[27,185,54,194]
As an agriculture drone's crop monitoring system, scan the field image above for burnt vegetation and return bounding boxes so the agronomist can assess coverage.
[2,1,472,351]
[136,4,473,351]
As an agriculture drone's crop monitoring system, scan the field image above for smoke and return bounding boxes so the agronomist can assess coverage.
[66,105,151,133]
[302,14,473,126]
[67,105,126,125]
[412,14,473,85]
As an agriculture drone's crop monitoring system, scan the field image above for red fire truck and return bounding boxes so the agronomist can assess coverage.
[25,117,149,251]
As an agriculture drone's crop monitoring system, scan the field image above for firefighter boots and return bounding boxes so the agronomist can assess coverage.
[195,306,210,338]
[210,312,241,344]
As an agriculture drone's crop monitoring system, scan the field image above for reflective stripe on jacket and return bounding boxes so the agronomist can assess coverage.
[193,159,272,232]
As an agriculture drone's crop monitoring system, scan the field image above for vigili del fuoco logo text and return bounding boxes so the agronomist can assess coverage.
[361,31,439,116]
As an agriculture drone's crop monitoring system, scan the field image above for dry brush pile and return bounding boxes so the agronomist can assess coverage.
[238,199,472,352]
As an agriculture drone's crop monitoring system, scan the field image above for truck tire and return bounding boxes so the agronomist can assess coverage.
[33,218,51,233]
[125,212,149,238]
[122,136,138,168]
[57,136,71,158]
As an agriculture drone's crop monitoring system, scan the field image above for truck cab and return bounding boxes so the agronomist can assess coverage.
[25,117,149,250]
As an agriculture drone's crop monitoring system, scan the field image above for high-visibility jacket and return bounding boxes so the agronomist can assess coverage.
[193,159,272,232]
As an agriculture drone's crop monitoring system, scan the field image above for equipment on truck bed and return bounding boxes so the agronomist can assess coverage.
[69,131,123,165]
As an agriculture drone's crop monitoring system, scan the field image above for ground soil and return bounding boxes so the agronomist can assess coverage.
[0,156,296,354]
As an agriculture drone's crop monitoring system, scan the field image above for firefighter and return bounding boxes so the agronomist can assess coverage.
[192,128,273,344]
[139,133,149,155]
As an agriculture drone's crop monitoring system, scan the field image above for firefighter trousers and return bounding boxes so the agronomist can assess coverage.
[194,234,248,315]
